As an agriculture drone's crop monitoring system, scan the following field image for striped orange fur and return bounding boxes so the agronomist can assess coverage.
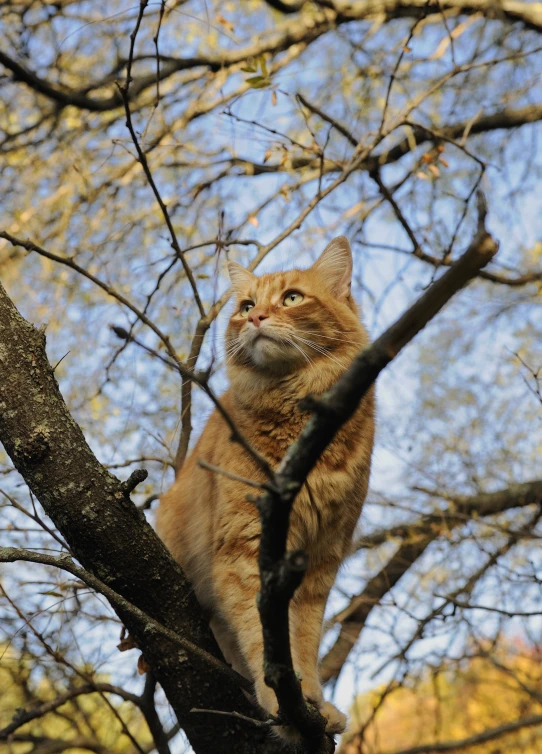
[157,237,375,735]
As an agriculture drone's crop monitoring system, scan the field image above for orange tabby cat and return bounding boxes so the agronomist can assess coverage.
[157,237,375,734]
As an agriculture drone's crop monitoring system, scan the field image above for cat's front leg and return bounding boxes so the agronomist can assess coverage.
[290,584,347,734]
[211,549,279,719]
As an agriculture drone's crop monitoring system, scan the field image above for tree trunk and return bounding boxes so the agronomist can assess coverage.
[0,280,286,754]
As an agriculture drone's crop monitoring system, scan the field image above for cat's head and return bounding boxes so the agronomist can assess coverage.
[225,237,363,375]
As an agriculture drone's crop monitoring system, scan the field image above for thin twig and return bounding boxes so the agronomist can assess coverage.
[198,460,276,492]
[0,546,252,692]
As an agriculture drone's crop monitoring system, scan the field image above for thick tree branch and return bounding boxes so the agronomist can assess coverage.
[321,534,437,683]
[352,480,542,550]
[0,546,249,690]
[0,281,283,754]
[262,0,307,12]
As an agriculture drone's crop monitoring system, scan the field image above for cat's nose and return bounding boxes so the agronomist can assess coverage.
[249,309,269,328]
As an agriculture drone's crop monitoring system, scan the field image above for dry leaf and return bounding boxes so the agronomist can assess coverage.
[248,216,259,227]
[117,634,137,652]
[428,164,440,178]
[216,14,234,33]
[271,90,277,106]
[137,654,151,675]
[263,149,272,163]
[422,153,433,164]
[438,156,450,168]
[416,171,429,180]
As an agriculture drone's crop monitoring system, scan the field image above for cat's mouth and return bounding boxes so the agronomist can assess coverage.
[250,328,280,342]
[253,330,274,340]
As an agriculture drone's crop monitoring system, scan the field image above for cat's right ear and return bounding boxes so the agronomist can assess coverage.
[227,260,257,294]
[312,236,352,299]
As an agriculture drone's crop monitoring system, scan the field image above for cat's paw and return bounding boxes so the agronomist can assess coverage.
[256,680,347,739]
[318,700,347,734]
[255,678,279,720]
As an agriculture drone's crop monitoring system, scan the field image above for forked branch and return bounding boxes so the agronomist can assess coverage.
[253,194,498,748]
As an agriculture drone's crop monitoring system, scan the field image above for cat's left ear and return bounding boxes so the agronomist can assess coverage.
[312,236,352,299]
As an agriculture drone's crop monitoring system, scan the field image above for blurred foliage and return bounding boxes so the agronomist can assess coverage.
[343,639,542,754]
[0,645,151,754]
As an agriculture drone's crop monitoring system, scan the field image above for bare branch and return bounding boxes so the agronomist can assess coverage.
[0,683,140,739]
[0,546,249,691]
[252,195,498,745]
[387,714,542,754]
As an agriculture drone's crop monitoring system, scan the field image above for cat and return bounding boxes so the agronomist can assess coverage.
[156,236,375,737]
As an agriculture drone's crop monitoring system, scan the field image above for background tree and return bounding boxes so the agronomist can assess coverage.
[1,1,541,753]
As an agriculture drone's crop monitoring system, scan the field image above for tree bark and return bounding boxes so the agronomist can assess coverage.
[0,279,283,754]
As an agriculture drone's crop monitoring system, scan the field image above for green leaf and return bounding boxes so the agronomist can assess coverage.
[258,55,268,77]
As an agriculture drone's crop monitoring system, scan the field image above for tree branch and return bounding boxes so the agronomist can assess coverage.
[3,1,542,112]
[252,194,498,747]
[0,281,283,754]
[352,480,542,550]
[0,683,140,739]
[386,713,542,754]
[0,546,248,691]
[322,481,542,681]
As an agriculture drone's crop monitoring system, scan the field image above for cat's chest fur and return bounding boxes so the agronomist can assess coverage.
[226,378,372,554]
[241,396,307,462]
[229,367,344,462]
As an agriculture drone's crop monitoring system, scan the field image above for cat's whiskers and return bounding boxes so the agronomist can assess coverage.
[223,342,241,356]
[225,342,244,357]
[283,335,318,375]
[265,328,318,372]
[257,324,350,370]
[291,333,350,369]
[301,325,356,335]
[297,329,360,345]
[224,338,246,363]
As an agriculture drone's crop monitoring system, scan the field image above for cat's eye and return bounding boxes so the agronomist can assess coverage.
[283,291,304,307]
[239,301,254,317]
